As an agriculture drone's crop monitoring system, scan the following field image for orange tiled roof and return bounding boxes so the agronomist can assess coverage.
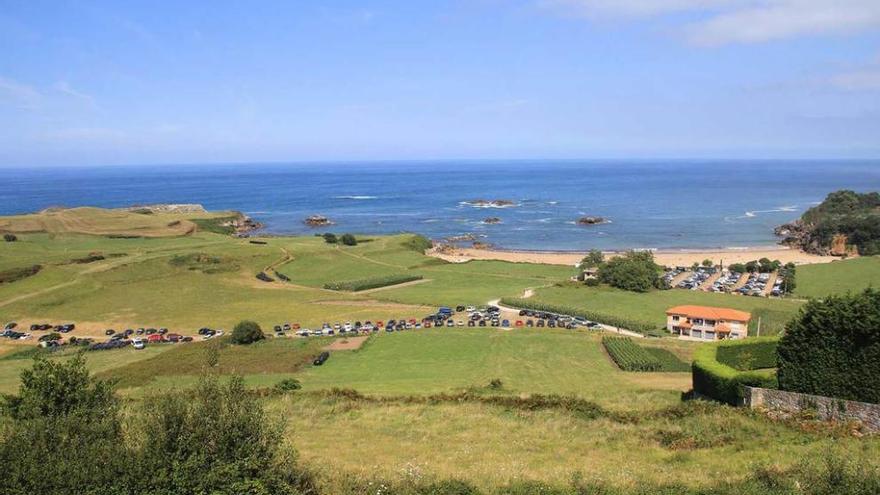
[715,323,732,333]
[665,305,751,322]
[678,321,693,329]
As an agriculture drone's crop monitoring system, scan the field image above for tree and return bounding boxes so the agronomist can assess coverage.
[701,259,713,268]
[779,262,796,293]
[579,249,604,268]
[2,233,16,242]
[340,233,357,246]
[0,355,130,494]
[745,260,759,273]
[597,251,661,293]
[776,288,880,403]
[728,263,747,274]
[322,233,337,244]
[135,375,313,494]
[231,320,264,345]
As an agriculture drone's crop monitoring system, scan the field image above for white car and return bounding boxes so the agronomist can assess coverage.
[343,321,353,332]
[465,306,476,313]
[132,339,145,350]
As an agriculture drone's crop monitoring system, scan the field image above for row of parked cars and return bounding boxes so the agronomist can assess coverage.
[675,267,717,290]
[2,322,29,341]
[277,304,604,338]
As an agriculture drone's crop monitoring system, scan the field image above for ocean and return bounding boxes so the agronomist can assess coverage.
[2,160,879,251]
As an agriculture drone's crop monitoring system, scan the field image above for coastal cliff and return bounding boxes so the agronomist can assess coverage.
[776,190,880,256]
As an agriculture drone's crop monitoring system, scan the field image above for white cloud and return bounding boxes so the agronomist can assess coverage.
[54,81,95,104]
[0,76,41,108]
[830,70,880,91]
[540,0,880,45]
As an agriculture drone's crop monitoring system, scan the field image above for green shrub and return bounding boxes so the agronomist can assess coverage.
[0,264,42,284]
[340,233,358,246]
[231,320,265,345]
[777,288,880,403]
[692,339,779,405]
[402,234,432,253]
[603,336,661,371]
[322,233,338,244]
[584,278,600,287]
[324,274,423,292]
[3,233,17,242]
[500,298,658,334]
[274,378,302,392]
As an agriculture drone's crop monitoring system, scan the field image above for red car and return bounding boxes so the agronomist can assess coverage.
[166,333,182,343]
[147,334,165,343]
[515,320,524,327]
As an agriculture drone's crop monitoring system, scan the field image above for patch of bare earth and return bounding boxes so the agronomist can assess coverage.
[324,336,369,351]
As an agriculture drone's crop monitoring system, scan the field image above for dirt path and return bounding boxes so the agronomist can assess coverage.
[731,272,751,291]
[699,271,721,291]
[669,271,693,288]
[763,272,779,296]
[323,335,370,351]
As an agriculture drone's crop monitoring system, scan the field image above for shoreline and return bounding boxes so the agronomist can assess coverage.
[428,244,840,267]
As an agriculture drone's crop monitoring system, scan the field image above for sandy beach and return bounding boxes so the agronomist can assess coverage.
[429,246,839,267]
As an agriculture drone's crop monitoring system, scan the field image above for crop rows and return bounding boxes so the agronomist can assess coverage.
[602,336,662,372]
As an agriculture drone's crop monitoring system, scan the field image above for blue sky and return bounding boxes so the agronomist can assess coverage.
[1,0,879,166]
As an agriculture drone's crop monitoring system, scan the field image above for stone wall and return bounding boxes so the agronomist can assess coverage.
[742,386,880,433]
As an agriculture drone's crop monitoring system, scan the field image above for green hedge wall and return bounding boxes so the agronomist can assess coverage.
[777,288,880,404]
[323,274,423,292]
[715,338,778,370]
[692,338,779,405]
[499,298,658,334]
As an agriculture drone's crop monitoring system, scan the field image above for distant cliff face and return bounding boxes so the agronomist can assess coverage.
[776,190,880,256]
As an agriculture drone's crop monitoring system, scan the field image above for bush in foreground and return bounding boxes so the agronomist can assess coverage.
[340,233,358,246]
[777,288,880,403]
[231,320,265,345]
[3,233,16,242]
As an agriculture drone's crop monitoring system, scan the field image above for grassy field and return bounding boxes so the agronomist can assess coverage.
[527,284,804,336]
[2,207,880,492]
[794,256,880,298]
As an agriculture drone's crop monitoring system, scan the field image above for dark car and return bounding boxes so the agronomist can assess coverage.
[313,351,330,366]
[548,320,556,328]
[467,320,475,327]
[105,329,115,336]
[455,305,465,312]
[536,320,545,327]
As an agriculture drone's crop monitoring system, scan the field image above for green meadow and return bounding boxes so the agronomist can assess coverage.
[2,208,879,492]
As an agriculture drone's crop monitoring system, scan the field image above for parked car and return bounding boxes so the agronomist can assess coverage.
[4,322,17,330]
[133,339,145,350]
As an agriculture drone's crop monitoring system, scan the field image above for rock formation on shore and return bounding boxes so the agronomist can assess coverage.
[304,215,334,227]
[225,214,263,236]
[577,216,607,226]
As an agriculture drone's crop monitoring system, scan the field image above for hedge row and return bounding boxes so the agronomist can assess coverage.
[602,337,661,371]
[0,264,42,284]
[324,274,423,292]
[499,298,658,334]
[716,338,777,370]
[692,338,780,405]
